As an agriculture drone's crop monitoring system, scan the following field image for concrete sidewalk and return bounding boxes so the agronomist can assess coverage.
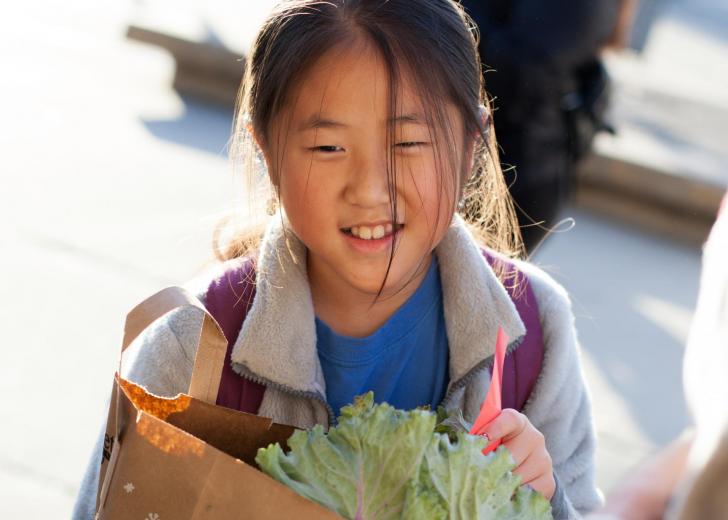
[0,1,711,517]
[582,0,728,244]
[603,0,728,188]
[533,211,699,488]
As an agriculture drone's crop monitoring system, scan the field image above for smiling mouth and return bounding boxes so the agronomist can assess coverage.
[341,223,403,240]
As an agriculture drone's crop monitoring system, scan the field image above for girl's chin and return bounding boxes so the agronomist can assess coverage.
[344,270,419,298]
[345,277,396,296]
[340,252,433,297]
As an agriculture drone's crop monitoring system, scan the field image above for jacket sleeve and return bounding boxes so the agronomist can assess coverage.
[70,306,204,520]
[518,261,604,518]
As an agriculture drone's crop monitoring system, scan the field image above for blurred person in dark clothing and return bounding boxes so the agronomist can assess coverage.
[463,0,622,252]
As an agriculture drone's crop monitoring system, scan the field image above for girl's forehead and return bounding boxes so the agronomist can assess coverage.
[288,41,426,126]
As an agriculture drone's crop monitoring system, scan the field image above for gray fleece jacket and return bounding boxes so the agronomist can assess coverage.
[73,215,602,519]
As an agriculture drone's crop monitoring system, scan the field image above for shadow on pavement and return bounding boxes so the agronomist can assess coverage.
[141,96,234,158]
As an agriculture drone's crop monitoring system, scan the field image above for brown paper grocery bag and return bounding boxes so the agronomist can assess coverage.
[95,286,340,519]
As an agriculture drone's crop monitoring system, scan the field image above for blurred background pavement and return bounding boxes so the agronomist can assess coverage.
[0,0,725,517]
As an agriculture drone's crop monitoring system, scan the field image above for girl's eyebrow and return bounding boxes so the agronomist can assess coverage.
[298,113,426,132]
[392,113,425,124]
[298,116,349,132]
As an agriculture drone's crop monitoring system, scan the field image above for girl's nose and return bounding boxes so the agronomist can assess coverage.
[344,153,391,208]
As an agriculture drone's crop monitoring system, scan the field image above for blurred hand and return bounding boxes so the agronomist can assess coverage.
[480,408,555,500]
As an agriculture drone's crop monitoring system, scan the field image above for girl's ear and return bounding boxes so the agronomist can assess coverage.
[461,104,490,186]
[248,122,278,187]
[475,103,491,139]
[247,121,266,158]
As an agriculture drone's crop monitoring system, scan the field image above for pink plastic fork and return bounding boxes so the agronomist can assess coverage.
[470,326,508,454]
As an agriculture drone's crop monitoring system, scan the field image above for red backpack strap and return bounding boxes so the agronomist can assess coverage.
[204,258,266,413]
[483,251,544,412]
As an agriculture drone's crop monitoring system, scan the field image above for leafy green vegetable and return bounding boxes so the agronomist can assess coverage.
[407,434,552,519]
[434,406,473,441]
[256,393,552,519]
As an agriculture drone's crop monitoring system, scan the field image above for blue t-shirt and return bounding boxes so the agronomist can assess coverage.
[315,258,450,417]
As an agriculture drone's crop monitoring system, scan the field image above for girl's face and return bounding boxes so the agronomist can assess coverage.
[263,40,469,300]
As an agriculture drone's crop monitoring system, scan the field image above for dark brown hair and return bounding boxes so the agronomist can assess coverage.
[217,0,523,282]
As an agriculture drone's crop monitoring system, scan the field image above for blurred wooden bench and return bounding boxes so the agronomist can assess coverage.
[127,24,243,106]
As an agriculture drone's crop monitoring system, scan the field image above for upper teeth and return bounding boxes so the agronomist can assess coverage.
[351,223,394,240]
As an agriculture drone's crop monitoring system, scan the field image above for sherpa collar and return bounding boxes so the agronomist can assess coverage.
[230,214,526,398]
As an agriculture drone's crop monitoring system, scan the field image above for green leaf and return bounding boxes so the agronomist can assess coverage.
[256,393,553,519]
[434,406,473,441]
[257,392,436,519]
[408,434,552,519]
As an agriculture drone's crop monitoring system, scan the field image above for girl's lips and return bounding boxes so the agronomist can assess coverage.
[341,227,402,254]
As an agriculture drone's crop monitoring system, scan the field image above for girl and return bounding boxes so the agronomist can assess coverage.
[74,1,601,518]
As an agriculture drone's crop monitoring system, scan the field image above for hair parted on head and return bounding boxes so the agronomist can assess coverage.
[216,0,524,283]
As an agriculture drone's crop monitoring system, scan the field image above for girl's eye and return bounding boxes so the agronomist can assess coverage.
[396,141,426,149]
[310,145,344,153]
